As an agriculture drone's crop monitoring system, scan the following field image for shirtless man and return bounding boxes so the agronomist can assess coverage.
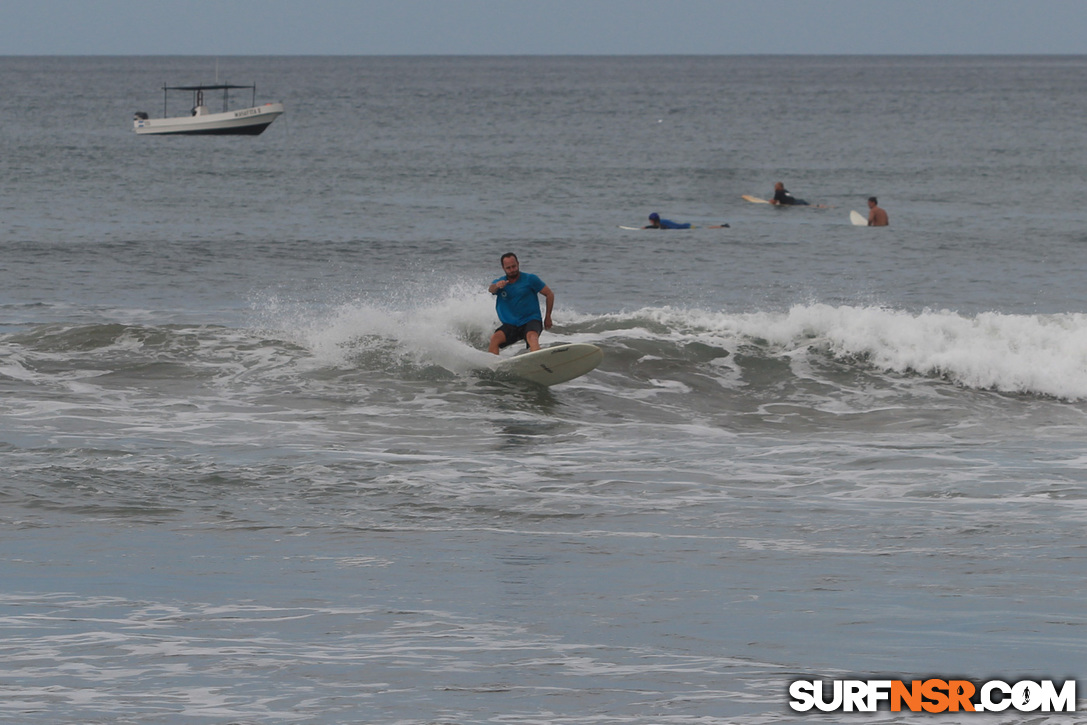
[867,197,889,226]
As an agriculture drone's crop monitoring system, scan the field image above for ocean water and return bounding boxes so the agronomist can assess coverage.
[1,55,1086,723]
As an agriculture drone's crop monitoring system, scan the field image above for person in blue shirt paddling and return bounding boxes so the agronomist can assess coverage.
[643,212,691,229]
[487,252,555,354]
[642,212,728,229]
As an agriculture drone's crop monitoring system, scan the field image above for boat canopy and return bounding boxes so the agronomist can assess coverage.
[164,84,257,91]
[158,83,260,116]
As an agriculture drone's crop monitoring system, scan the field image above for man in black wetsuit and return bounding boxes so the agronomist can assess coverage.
[770,181,809,206]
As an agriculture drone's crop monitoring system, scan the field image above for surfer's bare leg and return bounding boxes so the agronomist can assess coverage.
[525,330,541,351]
[488,330,507,355]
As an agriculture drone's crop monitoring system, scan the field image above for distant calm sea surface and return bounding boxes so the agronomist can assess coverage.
[1,55,1086,724]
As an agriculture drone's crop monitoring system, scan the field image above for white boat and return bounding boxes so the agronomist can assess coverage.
[133,83,283,136]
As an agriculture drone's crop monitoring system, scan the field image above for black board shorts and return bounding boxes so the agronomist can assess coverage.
[496,320,543,348]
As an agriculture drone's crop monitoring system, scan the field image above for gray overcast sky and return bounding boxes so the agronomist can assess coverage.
[3,0,1086,55]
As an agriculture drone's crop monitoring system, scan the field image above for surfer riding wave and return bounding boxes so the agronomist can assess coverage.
[487,252,554,354]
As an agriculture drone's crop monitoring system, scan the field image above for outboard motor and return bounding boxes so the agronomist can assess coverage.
[134,111,149,120]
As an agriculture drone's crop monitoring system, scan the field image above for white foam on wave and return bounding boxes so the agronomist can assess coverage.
[254,279,607,376]
[757,304,1087,400]
[599,303,1087,400]
[256,283,1087,400]
[256,280,500,373]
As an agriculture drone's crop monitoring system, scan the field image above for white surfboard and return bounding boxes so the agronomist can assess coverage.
[495,343,603,386]
[742,194,771,204]
[850,210,867,226]
[618,225,705,230]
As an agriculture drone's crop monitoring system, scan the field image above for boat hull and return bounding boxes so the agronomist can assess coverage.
[134,102,284,136]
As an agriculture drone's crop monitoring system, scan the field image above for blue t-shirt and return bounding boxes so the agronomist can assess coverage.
[658,218,691,229]
[493,272,546,326]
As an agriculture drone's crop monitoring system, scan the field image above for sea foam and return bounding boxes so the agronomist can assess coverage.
[257,286,1087,400]
[618,303,1087,400]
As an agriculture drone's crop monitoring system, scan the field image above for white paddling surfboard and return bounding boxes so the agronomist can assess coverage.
[619,224,727,230]
[850,210,867,226]
[742,194,771,204]
[619,225,700,230]
[495,343,603,386]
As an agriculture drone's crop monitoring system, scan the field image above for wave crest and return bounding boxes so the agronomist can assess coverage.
[590,304,1087,400]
